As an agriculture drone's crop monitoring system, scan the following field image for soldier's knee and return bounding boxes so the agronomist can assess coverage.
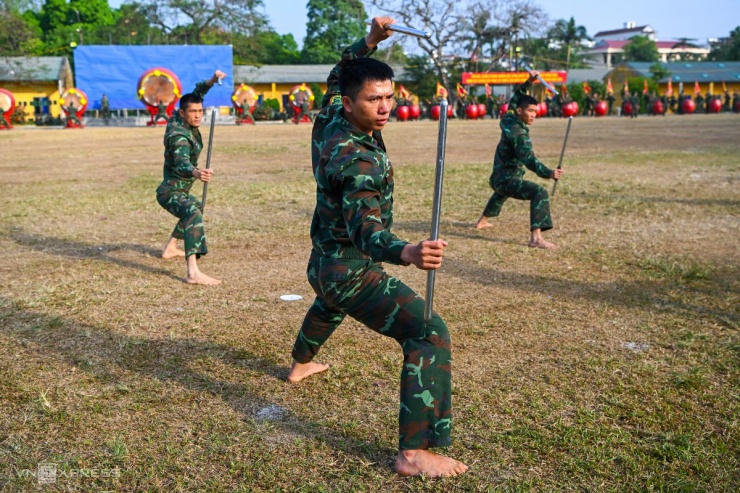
[534,185,548,200]
[425,314,450,346]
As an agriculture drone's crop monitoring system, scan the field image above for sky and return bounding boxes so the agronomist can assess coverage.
[103,0,739,48]
[263,0,739,48]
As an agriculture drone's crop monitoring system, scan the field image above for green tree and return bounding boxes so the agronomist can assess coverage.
[648,62,671,83]
[301,0,366,64]
[232,30,301,65]
[623,35,659,62]
[104,3,158,45]
[0,2,42,55]
[147,0,268,44]
[548,16,589,70]
[709,26,740,61]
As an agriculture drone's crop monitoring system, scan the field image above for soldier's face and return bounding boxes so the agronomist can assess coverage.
[342,79,395,135]
[180,103,204,127]
[517,105,537,125]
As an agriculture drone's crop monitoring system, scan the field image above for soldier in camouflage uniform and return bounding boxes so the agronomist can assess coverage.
[156,70,226,285]
[287,17,468,478]
[66,103,82,126]
[0,107,9,129]
[153,100,169,125]
[475,72,564,249]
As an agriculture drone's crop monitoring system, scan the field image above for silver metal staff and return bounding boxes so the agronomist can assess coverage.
[520,61,559,96]
[551,116,573,197]
[424,99,449,322]
[201,107,217,212]
[364,19,431,39]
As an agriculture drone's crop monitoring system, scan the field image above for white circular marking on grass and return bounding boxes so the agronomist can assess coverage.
[255,404,287,421]
[621,342,649,353]
[280,294,303,301]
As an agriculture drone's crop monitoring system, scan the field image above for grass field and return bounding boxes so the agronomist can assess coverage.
[1,114,738,492]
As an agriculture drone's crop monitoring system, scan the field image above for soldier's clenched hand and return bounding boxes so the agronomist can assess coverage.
[401,239,448,270]
[365,16,395,49]
[194,168,213,182]
[552,168,564,180]
[208,70,227,86]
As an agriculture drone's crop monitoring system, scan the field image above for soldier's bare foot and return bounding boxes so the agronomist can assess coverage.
[162,246,186,259]
[287,361,329,383]
[528,238,558,249]
[395,449,469,477]
[474,216,493,229]
[185,272,222,285]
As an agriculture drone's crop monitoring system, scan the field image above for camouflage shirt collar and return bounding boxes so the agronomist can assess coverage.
[334,108,385,151]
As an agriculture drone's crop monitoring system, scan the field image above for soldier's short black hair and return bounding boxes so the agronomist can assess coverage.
[179,93,203,111]
[518,95,539,109]
[339,57,395,101]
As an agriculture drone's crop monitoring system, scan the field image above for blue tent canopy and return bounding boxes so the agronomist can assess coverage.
[74,45,234,110]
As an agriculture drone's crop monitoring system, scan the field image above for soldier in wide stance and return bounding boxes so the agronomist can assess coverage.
[287,17,468,478]
[156,70,226,285]
[475,72,564,249]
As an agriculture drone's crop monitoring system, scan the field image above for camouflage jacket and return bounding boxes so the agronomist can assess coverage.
[157,81,212,194]
[309,38,409,265]
[492,80,553,182]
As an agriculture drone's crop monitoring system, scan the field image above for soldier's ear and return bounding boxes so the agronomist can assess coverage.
[341,95,354,114]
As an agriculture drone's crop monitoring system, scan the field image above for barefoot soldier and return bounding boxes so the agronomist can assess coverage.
[287,18,468,478]
[475,72,564,249]
[156,70,226,285]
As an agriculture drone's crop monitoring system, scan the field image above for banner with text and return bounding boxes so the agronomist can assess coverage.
[462,71,567,85]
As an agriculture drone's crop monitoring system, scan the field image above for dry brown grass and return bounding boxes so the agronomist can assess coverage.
[1,114,739,492]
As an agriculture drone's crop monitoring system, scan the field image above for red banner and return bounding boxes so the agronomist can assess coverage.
[462,71,567,85]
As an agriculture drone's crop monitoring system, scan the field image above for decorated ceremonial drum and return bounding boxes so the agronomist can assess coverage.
[232,84,258,113]
[59,87,89,117]
[289,84,314,110]
[0,88,16,115]
[137,67,182,113]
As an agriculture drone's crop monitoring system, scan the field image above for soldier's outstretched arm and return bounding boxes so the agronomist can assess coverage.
[321,16,394,108]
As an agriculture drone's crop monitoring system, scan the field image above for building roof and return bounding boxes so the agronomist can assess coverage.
[591,40,709,52]
[0,56,71,82]
[566,68,610,83]
[594,26,652,38]
[234,64,409,84]
[608,61,740,83]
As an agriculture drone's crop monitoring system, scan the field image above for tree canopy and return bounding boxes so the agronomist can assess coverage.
[709,26,740,61]
[623,35,660,62]
[301,0,367,63]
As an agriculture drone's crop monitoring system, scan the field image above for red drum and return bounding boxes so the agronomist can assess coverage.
[409,104,421,119]
[396,105,410,121]
[562,102,577,117]
[652,100,664,115]
[594,101,607,116]
[708,98,722,113]
[499,103,509,117]
[465,104,479,119]
[431,105,440,120]
[477,103,487,118]
[0,88,16,129]
[682,99,696,114]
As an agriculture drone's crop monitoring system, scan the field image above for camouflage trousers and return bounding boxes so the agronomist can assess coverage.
[483,173,553,231]
[156,190,208,258]
[292,250,453,451]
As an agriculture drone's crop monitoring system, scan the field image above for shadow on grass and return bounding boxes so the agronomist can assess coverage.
[395,220,522,245]
[577,193,740,208]
[0,297,398,473]
[9,228,182,282]
[443,258,739,327]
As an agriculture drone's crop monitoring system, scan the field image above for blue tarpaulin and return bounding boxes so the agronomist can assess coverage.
[74,45,234,109]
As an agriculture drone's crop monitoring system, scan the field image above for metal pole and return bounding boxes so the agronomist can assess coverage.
[201,107,217,211]
[424,99,448,322]
[520,61,559,96]
[551,116,573,197]
[364,19,431,40]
